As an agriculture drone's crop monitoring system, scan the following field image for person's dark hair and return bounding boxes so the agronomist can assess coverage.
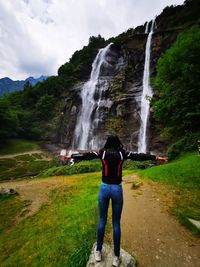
[104,135,124,150]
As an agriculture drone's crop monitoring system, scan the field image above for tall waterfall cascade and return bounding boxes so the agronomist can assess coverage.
[73,43,123,150]
[138,19,155,153]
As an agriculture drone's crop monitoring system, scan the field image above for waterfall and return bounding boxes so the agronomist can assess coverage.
[138,19,155,153]
[145,21,149,34]
[73,43,113,150]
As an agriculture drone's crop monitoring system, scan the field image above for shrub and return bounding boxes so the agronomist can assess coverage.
[167,133,199,159]
[40,160,102,177]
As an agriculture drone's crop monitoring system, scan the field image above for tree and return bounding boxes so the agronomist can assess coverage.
[35,94,54,120]
[153,25,200,156]
[0,98,19,141]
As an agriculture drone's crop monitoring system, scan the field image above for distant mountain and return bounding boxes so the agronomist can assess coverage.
[0,75,47,97]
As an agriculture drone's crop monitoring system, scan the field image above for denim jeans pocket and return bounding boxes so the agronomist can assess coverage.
[111,184,122,192]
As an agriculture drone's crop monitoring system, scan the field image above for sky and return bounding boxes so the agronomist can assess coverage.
[0,0,185,80]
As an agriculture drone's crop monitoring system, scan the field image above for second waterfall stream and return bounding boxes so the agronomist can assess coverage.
[138,19,155,153]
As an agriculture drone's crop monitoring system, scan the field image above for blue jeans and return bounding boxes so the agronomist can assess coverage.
[96,183,123,257]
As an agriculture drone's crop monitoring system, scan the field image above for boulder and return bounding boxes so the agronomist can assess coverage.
[0,188,17,196]
[86,243,136,267]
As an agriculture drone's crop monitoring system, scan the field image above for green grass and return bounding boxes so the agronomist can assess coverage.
[0,194,30,234]
[0,139,40,155]
[0,138,60,181]
[124,159,153,170]
[0,173,101,267]
[138,151,200,188]
[0,154,56,181]
[40,160,102,177]
[138,151,200,234]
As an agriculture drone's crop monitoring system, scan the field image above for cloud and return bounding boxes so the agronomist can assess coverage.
[22,0,54,24]
[0,0,185,80]
[0,1,57,79]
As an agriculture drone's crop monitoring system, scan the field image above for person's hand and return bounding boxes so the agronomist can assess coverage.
[60,155,70,161]
[156,156,168,163]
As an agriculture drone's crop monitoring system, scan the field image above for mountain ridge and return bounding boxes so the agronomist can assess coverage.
[0,75,47,97]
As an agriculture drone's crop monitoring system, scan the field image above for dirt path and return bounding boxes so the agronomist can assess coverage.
[0,150,43,159]
[121,174,200,267]
[0,176,76,218]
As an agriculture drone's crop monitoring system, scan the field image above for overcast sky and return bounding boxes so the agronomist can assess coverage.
[0,0,185,80]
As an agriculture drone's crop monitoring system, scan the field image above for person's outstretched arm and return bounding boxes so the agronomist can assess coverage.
[124,151,167,163]
[70,151,100,160]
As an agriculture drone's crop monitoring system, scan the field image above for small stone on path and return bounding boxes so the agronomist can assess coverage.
[0,188,17,196]
[86,243,136,267]
[188,218,200,231]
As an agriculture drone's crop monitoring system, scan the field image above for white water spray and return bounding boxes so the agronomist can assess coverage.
[73,43,113,149]
[138,19,155,153]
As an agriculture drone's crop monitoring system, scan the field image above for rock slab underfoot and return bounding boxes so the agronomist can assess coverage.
[86,243,136,267]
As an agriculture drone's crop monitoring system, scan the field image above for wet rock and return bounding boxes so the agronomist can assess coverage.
[86,243,136,267]
[70,105,77,115]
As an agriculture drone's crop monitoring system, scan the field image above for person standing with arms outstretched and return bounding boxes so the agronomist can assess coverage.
[67,135,167,267]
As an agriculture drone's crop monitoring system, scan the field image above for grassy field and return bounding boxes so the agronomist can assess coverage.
[0,153,57,181]
[0,139,59,181]
[138,151,200,234]
[0,173,102,267]
[0,139,40,155]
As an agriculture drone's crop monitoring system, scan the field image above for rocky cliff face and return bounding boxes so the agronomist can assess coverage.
[56,28,182,152]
